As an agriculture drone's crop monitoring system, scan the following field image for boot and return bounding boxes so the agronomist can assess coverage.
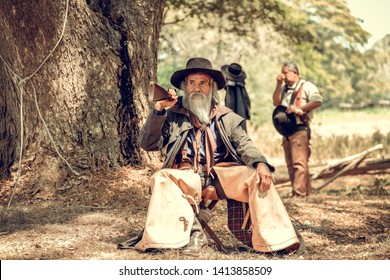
[117,229,144,249]
[182,230,208,256]
[182,217,208,256]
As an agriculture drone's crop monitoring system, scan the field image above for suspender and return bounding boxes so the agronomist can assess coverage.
[288,80,305,107]
[287,80,311,126]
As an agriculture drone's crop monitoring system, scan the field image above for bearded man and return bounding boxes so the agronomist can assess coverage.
[124,57,302,256]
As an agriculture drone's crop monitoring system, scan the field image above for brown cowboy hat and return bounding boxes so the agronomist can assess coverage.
[170,57,226,90]
[272,105,298,137]
[221,63,247,82]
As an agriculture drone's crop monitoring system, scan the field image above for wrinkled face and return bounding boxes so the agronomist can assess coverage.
[281,66,299,86]
[182,73,213,123]
[185,73,212,95]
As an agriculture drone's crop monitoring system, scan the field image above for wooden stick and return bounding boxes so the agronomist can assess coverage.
[311,144,383,180]
[314,155,364,190]
[274,144,386,188]
[313,144,384,190]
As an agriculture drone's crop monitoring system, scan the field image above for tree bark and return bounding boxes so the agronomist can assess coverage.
[0,0,165,187]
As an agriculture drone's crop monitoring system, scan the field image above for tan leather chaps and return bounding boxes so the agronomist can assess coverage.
[136,166,300,253]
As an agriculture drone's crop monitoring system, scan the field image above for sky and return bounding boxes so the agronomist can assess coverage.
[346,0,390,49]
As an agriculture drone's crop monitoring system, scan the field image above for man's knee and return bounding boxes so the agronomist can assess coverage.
[152,168,176,178]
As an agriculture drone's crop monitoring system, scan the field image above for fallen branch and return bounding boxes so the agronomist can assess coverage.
[274,144,388,189]
[314,154,366,190]
[311,144,383,180]
[314,157,390,179]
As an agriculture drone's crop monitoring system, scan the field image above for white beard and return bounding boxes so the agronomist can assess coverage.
[183,91,212,124]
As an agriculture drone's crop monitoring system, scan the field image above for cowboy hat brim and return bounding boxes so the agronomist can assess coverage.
[170,68,226,90]
[272,105,298,137]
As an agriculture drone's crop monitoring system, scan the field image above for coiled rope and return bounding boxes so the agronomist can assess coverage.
[0,0,79,209]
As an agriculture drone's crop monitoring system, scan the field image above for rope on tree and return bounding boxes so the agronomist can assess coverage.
[0,0,79,209]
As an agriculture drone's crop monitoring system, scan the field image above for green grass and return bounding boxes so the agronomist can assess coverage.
[314,107,390,124]
[312,131,390,163]
[251,107,390,165]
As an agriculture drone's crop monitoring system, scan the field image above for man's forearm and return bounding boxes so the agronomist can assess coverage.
[138,112,166,151]
[272,83,283,106]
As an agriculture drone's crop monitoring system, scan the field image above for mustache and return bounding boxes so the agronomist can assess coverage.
[189,91,205,97]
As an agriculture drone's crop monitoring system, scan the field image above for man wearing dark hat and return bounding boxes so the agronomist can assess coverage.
[127,57,301,256]
[272,61,322,197]
[221,63,251,131]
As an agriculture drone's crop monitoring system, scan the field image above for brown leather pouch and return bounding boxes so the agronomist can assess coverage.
[201,186,219,202]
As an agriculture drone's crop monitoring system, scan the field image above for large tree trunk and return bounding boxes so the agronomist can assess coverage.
[0,0,165,187]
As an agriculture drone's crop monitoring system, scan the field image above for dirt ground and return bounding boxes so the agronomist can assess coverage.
[0,164,389,260]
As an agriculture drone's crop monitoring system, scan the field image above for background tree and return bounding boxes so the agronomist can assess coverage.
[358,35,390,104]
[0,0,165,188]
[290,0,370,105]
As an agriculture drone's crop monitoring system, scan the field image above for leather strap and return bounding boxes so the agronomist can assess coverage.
[288,80,305,107]
[197,201,227,253]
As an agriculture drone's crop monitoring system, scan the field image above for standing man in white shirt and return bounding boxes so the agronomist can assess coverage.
[272,61,323,197]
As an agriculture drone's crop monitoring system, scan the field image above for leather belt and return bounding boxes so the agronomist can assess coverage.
[178,161,210,173]
[177,161,193,170]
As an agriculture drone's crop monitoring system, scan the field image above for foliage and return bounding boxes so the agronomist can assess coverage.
[164,0,316,43]
[159,0,390,128]
[288,0,370,102]
[361,35,390,101]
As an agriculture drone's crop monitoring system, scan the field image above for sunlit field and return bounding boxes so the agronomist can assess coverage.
[250,107,390,167]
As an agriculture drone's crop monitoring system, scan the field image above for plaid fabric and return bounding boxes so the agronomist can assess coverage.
[227,199,252,247]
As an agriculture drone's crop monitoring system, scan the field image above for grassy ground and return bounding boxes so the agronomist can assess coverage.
[0,167,388,260]
[0,108,389,260]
